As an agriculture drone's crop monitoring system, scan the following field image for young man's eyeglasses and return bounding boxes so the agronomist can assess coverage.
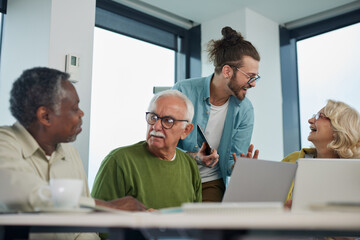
[228,65,261,84]
[146,112,188,129]
[312,112,330,121]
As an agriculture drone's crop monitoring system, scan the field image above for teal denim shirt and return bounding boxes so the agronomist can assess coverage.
[173,74,254,185]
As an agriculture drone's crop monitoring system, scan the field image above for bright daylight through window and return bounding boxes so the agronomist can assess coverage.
[88,27,175,189]
[297,22,360,148]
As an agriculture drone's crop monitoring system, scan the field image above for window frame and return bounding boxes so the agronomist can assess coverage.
[96,0,201,82]
[280,9,360,156]
[0,13,3,67]
[0,0,7,14]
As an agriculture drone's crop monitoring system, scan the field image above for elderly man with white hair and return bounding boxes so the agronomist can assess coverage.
[92,90,202,209]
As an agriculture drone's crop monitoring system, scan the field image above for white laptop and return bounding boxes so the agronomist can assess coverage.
[291,158,360,212]
[222,157,297,203]
[180,158,297,214]
[182,158,297,214]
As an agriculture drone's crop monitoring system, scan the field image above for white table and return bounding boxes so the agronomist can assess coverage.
[1,210,360,239]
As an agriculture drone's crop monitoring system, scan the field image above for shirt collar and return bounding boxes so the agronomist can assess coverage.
[303,148,317,158]
[13,122,65,160]
[202,74,213,103]
[14,122,42,158]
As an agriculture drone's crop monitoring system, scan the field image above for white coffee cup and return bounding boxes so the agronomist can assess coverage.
[38,178,83,209]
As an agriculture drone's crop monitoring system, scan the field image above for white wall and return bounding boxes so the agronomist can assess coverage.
[0,0,96,172]
[201,8,284,161]
[201,8,246,75]
[0,0,51,125]
[49,0,96,173]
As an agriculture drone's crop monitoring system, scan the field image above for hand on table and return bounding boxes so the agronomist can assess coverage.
[95,196,147,212]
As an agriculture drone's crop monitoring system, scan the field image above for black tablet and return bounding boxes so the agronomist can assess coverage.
[197,124,212,155]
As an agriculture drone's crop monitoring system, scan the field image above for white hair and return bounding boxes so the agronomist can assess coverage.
[148,89,194,126]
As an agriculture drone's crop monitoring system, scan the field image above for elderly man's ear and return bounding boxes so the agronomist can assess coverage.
[180,123,194,140]
[36,106,52,127]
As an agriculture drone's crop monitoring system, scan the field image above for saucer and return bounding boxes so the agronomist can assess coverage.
[35,207,93,213]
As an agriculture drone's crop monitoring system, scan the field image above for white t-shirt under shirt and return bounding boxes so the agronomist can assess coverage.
[199,100,229,183]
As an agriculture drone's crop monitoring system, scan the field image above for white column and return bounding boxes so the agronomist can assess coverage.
[0,0,96,173]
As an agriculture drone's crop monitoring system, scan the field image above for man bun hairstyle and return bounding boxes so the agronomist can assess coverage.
[208,26,260,74]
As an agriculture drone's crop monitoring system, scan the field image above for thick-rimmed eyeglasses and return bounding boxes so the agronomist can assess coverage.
[312,112,329,121]
[228,65,261,84]
[146,112,188,129]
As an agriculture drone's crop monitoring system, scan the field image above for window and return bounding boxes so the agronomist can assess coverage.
[88,2,200,189]
[297,22,360,148]
[88,27,175,189]
[280,9,360,156]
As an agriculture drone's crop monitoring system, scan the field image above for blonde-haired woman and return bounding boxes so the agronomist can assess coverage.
[283,100,360,207]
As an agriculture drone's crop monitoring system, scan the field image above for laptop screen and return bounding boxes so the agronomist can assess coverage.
[291,158,360,211]
[223,158,297,203]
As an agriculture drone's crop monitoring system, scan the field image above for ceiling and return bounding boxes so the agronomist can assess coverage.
[113,0,360,29]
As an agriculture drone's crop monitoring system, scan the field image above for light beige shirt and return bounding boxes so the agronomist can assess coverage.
[0,122,99,240]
